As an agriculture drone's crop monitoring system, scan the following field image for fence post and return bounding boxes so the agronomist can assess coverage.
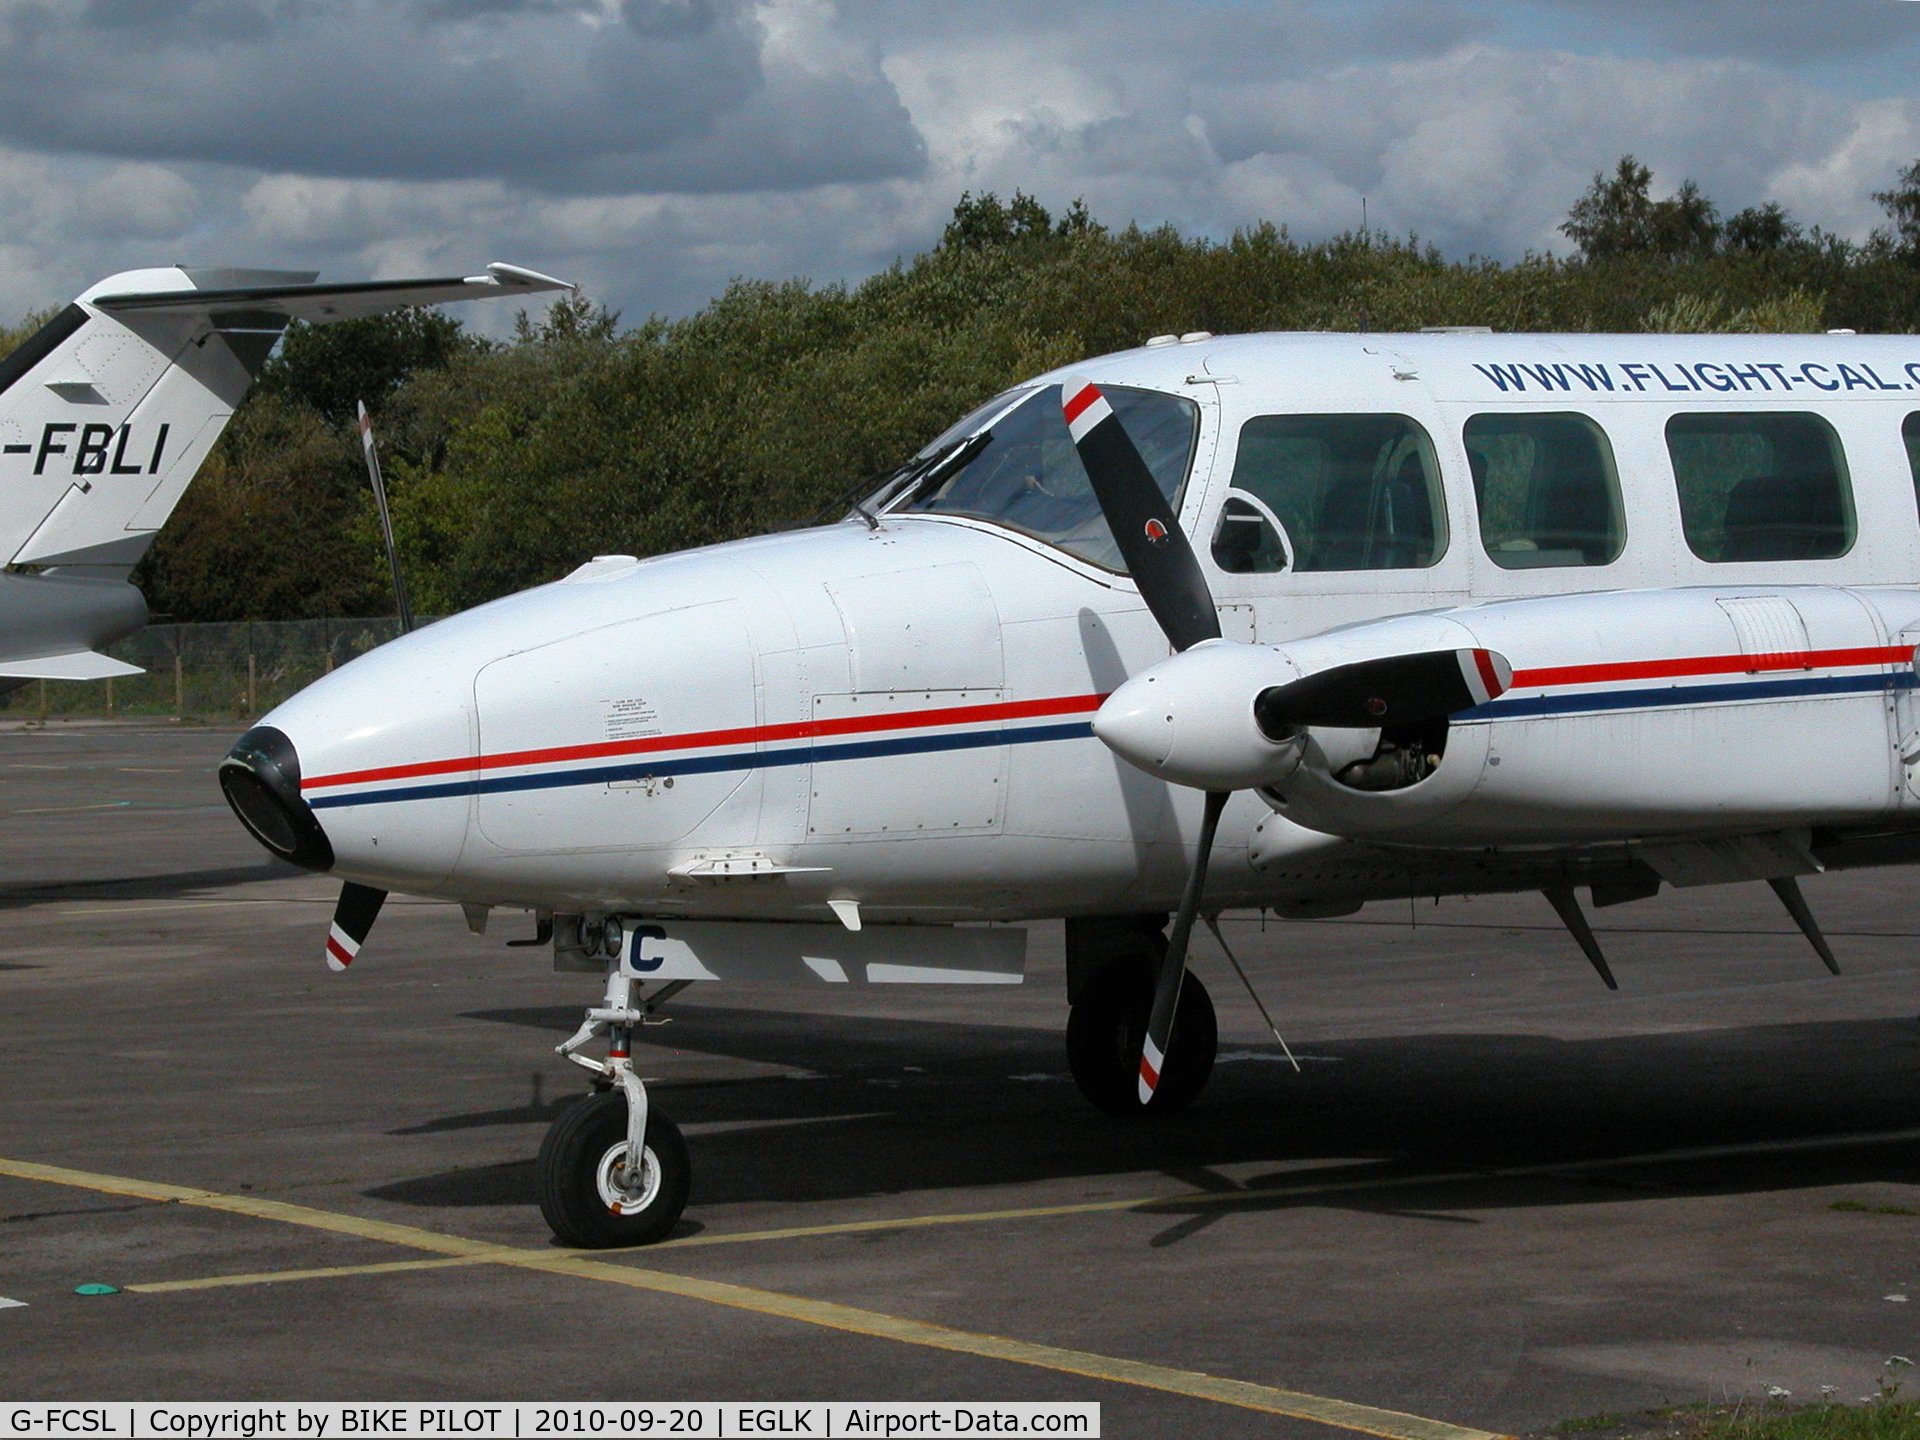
[36,678,45,721]
[106,676,114,714]
[174,648,184,718]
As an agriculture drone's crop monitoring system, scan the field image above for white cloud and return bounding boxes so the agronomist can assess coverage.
[2,2,1919,325]
[0,0,921,193]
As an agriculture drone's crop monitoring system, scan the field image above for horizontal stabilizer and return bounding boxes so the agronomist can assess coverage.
[0,650,143,681]
[89,262,572,323]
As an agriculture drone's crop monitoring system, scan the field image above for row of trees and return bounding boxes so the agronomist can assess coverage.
[6,157,1920,622]
[1559,154,1920,260]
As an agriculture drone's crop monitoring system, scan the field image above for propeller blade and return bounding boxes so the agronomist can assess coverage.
[1062,376,1221,653]
[1255,647,1511,734]
[357,401,414,634]
[325,881,388,972]
[1140,789,1229,1104]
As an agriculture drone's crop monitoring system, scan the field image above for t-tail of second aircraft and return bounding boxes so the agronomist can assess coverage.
[0,262,569,682]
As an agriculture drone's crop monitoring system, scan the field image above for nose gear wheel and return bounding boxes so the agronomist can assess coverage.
[537,1091,689,1247]
[1066,962,1216,1115]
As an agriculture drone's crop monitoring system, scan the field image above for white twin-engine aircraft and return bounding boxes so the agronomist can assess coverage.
[0,263,569,686]
[219,325,1920,1246]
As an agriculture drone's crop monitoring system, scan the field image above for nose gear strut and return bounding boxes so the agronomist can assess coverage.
[537,956,691,1246]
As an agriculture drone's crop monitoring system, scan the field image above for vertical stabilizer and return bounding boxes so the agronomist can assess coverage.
[0,261,571,676]
[0,267,303,570]
[0,262,572,573]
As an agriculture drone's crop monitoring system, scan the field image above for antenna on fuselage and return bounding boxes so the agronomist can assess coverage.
[357,400,415,634]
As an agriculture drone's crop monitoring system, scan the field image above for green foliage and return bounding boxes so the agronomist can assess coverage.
[0,306,60,359]
[1562,156,1721,259]
[107,181,1920,622]
[1683,1400,1920,1440]
[1875,158,1920,259]
[254,306,475,425]
[1642,287,1826,333]
[942,191,1101,250]
[135,395,388,621]
[1725,203,1804,255]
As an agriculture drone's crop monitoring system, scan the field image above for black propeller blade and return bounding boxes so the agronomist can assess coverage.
[326,881,388,972]
[1254,648,1512,735]
[1140,789,1228,1104]
[1063,376,1221,653]
[1065,375,1229,1108]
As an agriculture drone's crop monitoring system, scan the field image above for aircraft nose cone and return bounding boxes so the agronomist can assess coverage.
[219,724,334,871]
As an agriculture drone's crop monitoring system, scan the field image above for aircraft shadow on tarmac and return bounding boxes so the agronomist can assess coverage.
[364,1002,1920,1240]
[0,860,299,909]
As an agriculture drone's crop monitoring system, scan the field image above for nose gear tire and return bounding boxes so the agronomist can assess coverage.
[1066,963,1217,1115]
[536,1092,690,1247]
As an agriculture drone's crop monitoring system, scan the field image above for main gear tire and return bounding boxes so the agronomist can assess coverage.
[536,1091,690,1247]
[1066,963,1217,1116]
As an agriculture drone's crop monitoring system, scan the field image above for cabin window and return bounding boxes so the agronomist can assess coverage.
[1666,412,1854,563]
[901,384,1198,571]
[1464,412,1624,568]
[1210,414,1445,573]
[1906,413,1920,521]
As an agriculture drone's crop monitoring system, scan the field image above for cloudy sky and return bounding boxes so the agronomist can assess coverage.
[4,0,1920,326]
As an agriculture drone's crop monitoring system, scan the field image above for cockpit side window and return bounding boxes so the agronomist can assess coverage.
[1217,413,1446,572]
[897,384,1199,571]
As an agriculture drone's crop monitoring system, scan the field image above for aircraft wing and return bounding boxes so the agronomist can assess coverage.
[87,262,572,323]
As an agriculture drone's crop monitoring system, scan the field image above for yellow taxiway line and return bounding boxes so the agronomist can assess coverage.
[0,1155,1504,1440]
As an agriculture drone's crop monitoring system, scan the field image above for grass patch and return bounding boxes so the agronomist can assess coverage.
[1558,1414,1633,1434]
[1685,1401,1920,1438]
[1547,1401,1920,1440]
[1831,1200,1920,1218]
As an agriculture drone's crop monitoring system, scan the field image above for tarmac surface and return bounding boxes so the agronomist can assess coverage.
[1,723,1917,1437]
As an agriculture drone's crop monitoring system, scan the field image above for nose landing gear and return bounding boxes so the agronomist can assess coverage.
[538,959,690,1247]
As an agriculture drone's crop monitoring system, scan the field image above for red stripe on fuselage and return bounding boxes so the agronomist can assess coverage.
[302,691,1109,792]
[1510,644,1909,691]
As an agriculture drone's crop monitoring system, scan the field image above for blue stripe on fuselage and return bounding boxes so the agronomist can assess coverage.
[307,721,1097,810]
[1462,669,1911,721]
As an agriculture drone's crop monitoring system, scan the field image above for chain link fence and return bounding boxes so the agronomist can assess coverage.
[2,618,420,721]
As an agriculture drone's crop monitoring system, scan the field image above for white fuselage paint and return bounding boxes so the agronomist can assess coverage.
[264,331,1920,922]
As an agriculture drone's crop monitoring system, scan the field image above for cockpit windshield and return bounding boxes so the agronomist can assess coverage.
[889,384,1200,571]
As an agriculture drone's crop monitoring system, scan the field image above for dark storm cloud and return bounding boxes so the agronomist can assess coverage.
[1522,0,1920,63]
[0,0,925,193]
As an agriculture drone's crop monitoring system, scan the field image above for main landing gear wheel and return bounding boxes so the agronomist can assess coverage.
[536,1091,690,1247]
[1066,963,1217,1115]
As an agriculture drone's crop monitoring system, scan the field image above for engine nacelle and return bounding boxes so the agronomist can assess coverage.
[1260,586,1906,852]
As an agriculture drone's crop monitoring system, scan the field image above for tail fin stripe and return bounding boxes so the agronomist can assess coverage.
[0,306,87,400]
